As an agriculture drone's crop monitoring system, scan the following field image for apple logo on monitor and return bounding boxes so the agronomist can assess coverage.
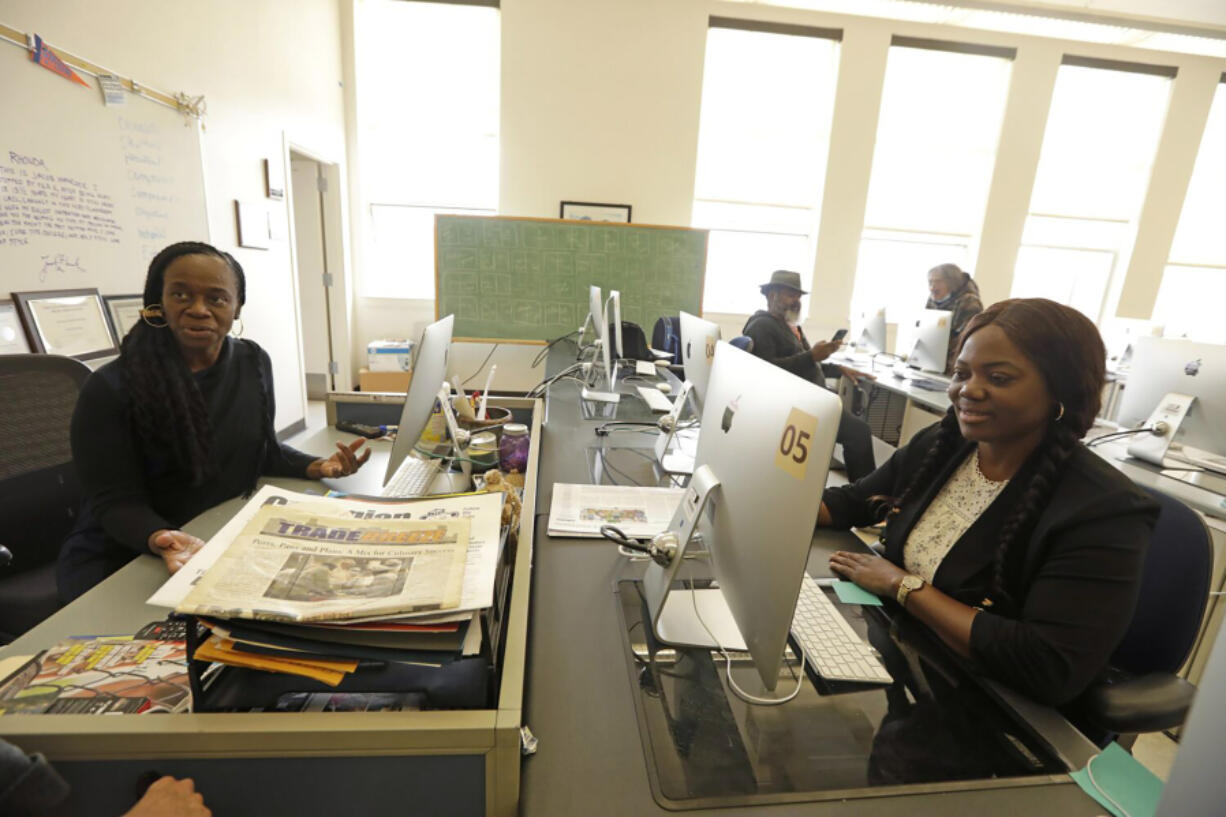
[1185,359,1202,377]
[721,395,740,433]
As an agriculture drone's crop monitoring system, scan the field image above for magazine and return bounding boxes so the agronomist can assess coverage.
[0,638,190,715]
[546,483,684,538]
[176,506,469,623]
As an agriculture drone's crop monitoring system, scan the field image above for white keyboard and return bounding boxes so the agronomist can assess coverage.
[636,386,673,413]
[380,455,443,498]
[790,575,893,685]
[635,360,657,376]
[1170,446,1226,476]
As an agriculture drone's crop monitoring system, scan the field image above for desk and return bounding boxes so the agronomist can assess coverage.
[0,399,541,817]
[829,353,951,447]
[518,355,1105,816]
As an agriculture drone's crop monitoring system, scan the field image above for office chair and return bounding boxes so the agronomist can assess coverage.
[0,354,90,643]
[608,320,653,361]
[1075,486,1213,745]
[728,335,754,354]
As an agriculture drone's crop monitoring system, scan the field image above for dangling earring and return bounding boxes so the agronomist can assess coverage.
[1053,402,1065,422]
[140,305,168,328]
[230,318,244,338]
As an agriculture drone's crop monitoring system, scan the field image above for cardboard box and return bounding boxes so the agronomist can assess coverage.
[367,339,414,372]
[358,367,412,393]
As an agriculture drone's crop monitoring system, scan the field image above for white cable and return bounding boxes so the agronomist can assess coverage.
[688,585,805,706]
[1083,753,1134,817]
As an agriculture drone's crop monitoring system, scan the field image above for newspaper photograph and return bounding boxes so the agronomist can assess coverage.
[547,483,684,538]
[176,507,470,623]
[148,485,505,620]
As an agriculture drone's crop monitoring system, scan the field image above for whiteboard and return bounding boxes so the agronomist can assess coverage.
[0,40,208,297]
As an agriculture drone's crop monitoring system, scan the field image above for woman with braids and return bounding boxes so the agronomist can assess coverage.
[57,241,370,601]
[819,298,1158,706]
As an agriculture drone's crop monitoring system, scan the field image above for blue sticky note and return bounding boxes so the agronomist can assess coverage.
[832,580,883,606]
[1069,742,1163,817]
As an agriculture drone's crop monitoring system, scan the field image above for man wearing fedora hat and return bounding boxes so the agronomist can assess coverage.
[742,270,877,481]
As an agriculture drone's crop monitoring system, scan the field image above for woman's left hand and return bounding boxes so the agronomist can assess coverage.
[828,550,907,598]
[308,438,372,479]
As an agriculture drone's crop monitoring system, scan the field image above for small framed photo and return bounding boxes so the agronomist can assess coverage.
[103,294,146,344]
[560,201,632,223]
[264,157,285,200]
[0,300,32,354]
[11,288,119,360]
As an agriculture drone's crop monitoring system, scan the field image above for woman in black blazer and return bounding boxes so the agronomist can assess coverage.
[821,298,1158,706]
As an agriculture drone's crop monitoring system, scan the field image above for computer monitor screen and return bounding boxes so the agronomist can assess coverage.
[1116,337,1226,454]
[644,342,842,690]
[609,289,624,360]
[679,311,720,410]
[851,307,887,355]
[584,284,603,347]
[383,314,454,484]
[895,309,951,374]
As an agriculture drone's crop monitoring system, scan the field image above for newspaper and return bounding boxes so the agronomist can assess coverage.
[547,483,684,538]
[148,485,505,620]
[175,506,469,623]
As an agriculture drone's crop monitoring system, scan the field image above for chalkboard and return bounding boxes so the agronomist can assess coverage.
[435,215,707,343]
[0,38,208,298]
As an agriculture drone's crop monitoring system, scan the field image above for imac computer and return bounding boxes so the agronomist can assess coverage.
[679,311,721,412]
[581,287,620,404]
[642,342,843,690]
[578,284,603,353]
[851,307,887,356]
[609,289,624,361]
[1116,337,1226,488]
[895,309,951,375]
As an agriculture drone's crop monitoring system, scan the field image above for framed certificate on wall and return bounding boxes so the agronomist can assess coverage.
[11,288,120,360]
[103,294,145,344]
[0,300,31,354]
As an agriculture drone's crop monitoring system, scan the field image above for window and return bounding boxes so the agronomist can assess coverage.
[851,40,1012,322]
[1153,81,1226,343]
[1011,59,1172,322]
[691,20,840,315]
[355,0,500,299]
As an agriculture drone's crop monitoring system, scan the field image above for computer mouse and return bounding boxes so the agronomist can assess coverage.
[656,382,672,394]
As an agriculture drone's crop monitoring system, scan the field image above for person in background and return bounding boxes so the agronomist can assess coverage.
[925,263,983,374]
[57,242,371,602]
[819,298,1158,706]
[742,270,877,481]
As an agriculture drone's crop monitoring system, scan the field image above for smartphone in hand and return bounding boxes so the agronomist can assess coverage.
[831,328,849,343]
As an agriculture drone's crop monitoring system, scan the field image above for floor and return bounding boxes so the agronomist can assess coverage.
[289,399,1182,781]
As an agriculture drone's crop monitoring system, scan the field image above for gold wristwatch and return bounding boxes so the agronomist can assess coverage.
[896,574,925,607]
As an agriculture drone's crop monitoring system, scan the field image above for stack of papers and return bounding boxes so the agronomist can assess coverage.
[149,486,503,685]
[547,483,684,538]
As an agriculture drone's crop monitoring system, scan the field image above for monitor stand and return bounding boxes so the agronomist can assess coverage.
[580,360,620,403]
[653,381,696,475]
[641,465,747,651]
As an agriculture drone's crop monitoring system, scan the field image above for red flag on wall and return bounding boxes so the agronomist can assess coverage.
[29,34,91,88]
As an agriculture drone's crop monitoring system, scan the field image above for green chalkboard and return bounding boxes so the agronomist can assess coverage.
[434,215,708,343]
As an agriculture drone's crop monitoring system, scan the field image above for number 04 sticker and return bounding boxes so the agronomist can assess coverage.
[774,407,820,481]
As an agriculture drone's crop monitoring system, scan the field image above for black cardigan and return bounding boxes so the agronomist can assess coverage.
[822,424,1159,705]
[741,310,838,386]
[58,338,317,594]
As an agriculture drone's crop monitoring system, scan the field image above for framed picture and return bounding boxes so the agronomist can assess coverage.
[0,300,32,354]
[11,288,119,360]
[559,201,632,224]
[235,200,270,249]
[103,294,145,344]
[264,157,285,200]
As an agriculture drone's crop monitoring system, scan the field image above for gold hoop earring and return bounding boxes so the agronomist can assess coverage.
[1054,402,1065,422]
[230,318,244,338]
[140,305,168,328]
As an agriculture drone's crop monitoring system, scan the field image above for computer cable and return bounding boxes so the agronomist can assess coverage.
[524,362,584,398]
[594,421,658,436]
[688,584,807,707]
[531,331,579,368]
[1083,752,1134,817]
[1085,423,1169,448]
[599,525,678,564]
[459,343,500,387]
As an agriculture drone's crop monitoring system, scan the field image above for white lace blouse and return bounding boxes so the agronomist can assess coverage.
[903,450,1011,583]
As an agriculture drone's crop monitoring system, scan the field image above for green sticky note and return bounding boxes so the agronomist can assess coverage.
[832,580,883,606]
[1069,742,1164,817]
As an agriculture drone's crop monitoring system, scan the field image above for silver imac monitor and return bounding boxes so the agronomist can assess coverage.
[1116,337,1226,457]
[895,309,951,374]
[851,306,887,356]
[579,284,603,351]
[383,314,454,484]
[609,289,624,360]
[679,310,721,411]
[581,288,620,403]
[1155,622,1226,816]
[642,342,842,690]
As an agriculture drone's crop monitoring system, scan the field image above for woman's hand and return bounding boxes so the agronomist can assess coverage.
[828,550,906,598]
[307,438,372,479]
[148,530,205,574]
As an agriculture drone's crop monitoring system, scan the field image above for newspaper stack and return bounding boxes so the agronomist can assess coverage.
[151,486,507,686]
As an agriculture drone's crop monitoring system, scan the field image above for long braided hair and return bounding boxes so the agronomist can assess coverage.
[888,298,1107,607]
[120,242,246,486]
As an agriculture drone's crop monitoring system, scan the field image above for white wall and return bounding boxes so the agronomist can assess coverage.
[342,0,1226,391]
[4,0,347,432]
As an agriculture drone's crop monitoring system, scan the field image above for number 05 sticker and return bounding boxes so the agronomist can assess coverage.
[774,407,820,481]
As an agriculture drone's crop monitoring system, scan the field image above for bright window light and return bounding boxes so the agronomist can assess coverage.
[852,42,1010,321]
[1012,63,1171,322]
[691,25,840,315]
[356,0,500,299]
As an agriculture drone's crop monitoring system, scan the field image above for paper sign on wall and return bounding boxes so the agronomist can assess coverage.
[775,407,820,481]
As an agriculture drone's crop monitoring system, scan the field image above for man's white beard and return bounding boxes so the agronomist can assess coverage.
[784,307,801,326]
